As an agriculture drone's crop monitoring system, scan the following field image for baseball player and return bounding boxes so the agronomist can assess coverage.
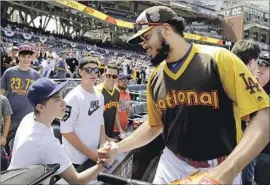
[99,6,270,184]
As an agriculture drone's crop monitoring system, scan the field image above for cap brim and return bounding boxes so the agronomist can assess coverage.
[19,50,34,54]
[48,80,69,98]
[127,26,154,46]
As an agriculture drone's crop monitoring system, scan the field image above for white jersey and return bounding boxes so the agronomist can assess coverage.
[60,85,104,165]
[8,113,71,174]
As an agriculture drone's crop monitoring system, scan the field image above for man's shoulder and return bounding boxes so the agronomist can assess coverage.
[0,94,8,100]
[148,63,165,84]
[64,85,81,100]
[4,66,19,73]
[194,44,230,63]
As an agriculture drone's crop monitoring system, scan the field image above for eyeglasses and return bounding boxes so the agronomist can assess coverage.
[106,74,118,79]
[83,67,99,74]
[257,60,270,68]
[134,23,163,33]
[120,79,129,83]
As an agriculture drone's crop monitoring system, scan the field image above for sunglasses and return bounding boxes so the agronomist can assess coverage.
[106,74,118,79]
[134,23,163,33]
[257,60,270,68]
[120,79,129,83]
[83,67,99,74]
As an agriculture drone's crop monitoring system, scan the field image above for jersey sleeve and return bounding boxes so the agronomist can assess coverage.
[60,92,79,133]
[147,70,163,127]
[41,139,72,174]
[215,48,270,119]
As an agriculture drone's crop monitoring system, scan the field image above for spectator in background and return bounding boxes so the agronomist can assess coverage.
[2,47,19,73]
[61,57,106,169]
[37,47,47,62]
[66,52,79,78]
[254,56,270,185]
[31,51,42,72]
[114,73,132,136]
[40,54,55,78]
[231,39,261,185]
[231,39,261,74]
[96,64,124,139]
[57,51,67,79]
[0,94,12,147]
[98,56,106,75]
[1,45,41,142]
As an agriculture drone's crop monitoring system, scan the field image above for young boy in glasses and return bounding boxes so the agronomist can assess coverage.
[8,77,115,184]
[60,57,108,169]
[96,64,125,139]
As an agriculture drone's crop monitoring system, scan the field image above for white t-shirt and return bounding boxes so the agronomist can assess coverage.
[40,60,55,77]
[8,113,72,174]
[60,85,104,165]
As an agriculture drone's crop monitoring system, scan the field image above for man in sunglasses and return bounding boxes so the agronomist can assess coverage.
[96,64,125,139]
[60,57,107,169]
[99,6,270,184]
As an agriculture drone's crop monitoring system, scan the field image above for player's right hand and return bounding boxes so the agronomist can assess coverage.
[97,142,119,166]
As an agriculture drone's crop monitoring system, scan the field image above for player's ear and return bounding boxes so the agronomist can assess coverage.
[162,23,171,36]
[78,68,83,77]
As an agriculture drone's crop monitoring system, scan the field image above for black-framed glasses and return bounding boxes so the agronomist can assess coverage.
[106,74,118,79]
[134,23,163,33]
[83,67,99,74]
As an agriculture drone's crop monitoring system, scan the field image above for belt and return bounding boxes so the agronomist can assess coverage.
[176,154,227,168]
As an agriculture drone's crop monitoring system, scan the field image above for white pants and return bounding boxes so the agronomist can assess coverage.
[153,147,242,184]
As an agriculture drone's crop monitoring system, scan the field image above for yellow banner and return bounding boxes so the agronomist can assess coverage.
[56,0,133,29]
[56,0,223,44]
[184,33,223,45]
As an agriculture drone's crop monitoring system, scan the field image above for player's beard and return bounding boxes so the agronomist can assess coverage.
[150,34,170,66]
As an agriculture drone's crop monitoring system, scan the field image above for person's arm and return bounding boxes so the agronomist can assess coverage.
[42,139,114,185]
[1,96,13,146]
[114,112,124,133]
[62,132,99,162]
[60,164,105,185]
[207,48,270,183]
[99,125,106,146]
[118,121,162,153]
[210,108,269,183]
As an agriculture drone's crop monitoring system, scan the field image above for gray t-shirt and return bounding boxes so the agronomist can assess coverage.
[57,59,67,79]
[1,66,41,132]
[0,95,13,133]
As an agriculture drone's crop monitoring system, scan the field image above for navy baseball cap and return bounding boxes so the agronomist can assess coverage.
[119,73,131,80]
[27,78,68,107]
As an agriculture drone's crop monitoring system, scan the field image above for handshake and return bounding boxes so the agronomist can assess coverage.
[97,141,120,168]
